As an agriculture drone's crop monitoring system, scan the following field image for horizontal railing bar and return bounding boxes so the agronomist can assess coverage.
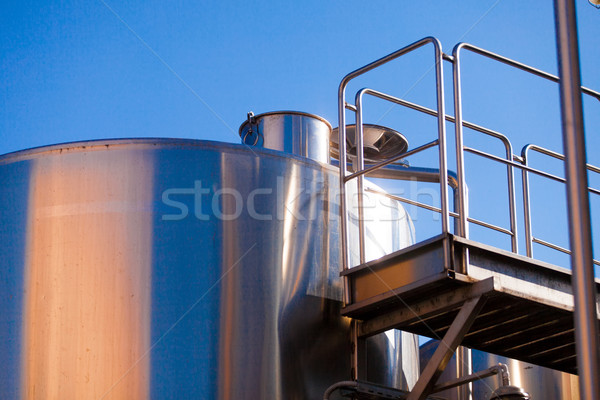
[525,144,600,175]
[345,102,357,112]
[461,121,511,149]
[533,237,600,266]
[365,188,443,215]
[365,189,513,237]
[375,93,438,117]
[465,147,565,182]
[467,217,514,236]
[370,83,600,181]
[361,92,513,152]
[464,147,600,195]
[454,42,600,102]
[585,188,599,196]
[360,166,459,189]
[533,237,570,254]
[340,37,438,89]
[344,139,439,182]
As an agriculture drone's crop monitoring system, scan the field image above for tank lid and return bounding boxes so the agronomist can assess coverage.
[330,124,409,164]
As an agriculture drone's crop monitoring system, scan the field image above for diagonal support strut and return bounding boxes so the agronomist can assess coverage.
[407,295,487,400]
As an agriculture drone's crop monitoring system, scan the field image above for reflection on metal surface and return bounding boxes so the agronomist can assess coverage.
[238,111,331,163]
[22,150,154,400]
[420,340,580,399]
[0,138,417,399]
[347,179,415,267]
[488,385,530,399]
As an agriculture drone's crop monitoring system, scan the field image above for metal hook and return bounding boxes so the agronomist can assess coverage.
[243,111,260,146]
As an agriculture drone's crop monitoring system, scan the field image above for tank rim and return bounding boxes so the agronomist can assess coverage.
[0,137,338,172]
[238,111,333,137]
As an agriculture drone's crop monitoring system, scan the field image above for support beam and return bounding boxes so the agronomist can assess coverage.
[358,278,495,338]
[431,364,507,394]
[351,320,367,381]
[407,295,487,400]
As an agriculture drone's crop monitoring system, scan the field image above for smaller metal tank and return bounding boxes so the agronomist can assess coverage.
[239,111,331,164]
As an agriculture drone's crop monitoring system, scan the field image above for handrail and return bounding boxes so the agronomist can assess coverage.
[367,188,514,238]
[356,87,522,251]
[344,138,439,182]
[461,145,600,195]
[452,40,600,257]
[337,37,449,294]
[451,42,600,101]
[365,168,464,248]
[338,38,600,295]
[354,88,523,244]
[453,44,520,252]
[337,36,451,382]
[532,237,600,267]
[521,143,600,264]
[523,144,600,174]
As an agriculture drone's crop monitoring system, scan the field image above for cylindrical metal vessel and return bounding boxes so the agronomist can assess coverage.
[420,340,580,399]
[0,138,417,399]
[239,111,331,164]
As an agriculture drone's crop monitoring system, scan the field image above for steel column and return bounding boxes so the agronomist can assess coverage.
[554,1,600,399]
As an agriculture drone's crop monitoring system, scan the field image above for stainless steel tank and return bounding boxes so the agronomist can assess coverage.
[239,111,420,389]
[420,340,580,399]
[239,111,331,164]
[0,136,418,399]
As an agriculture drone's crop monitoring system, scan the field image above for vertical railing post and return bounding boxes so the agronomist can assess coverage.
[338,83,351,307]
[432,39,451,269]
[520,148,534,258]
[451,44,469,241]
[504,142,519,253]
[355,92,367,265]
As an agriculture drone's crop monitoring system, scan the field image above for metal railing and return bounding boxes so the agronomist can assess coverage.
[337,38,600,299]
[521,144,600,266]
[357,94,521,245]
[337,37,450,307]
[452,42,600,266]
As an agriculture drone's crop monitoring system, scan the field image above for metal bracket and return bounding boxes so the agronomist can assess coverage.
[242,111,260,145]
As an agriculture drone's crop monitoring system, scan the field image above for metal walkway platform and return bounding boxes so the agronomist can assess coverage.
[342,233,600,376]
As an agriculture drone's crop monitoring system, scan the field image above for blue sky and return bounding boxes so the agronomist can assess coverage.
[2,1,598,153]
[1,0,599,268]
